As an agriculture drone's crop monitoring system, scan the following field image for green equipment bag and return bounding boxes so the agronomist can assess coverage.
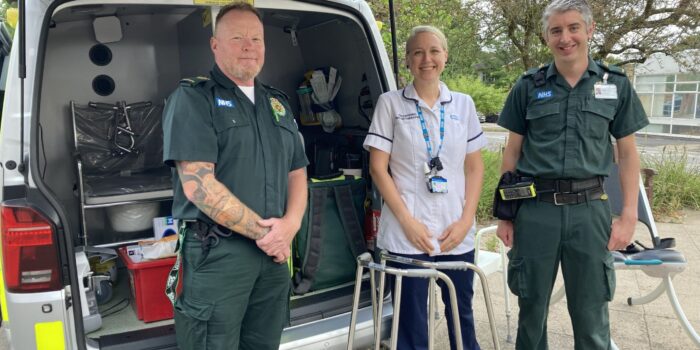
[293,175,367,294]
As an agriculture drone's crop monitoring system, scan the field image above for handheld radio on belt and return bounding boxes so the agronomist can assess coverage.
[499,181,536,200]
[493,171,535,220]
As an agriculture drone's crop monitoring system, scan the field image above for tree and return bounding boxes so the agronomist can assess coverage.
[0,0,17,36]
[591,0,700,66]
[444,75,507,115]
[471,0,700,72]
[366,0,482,86]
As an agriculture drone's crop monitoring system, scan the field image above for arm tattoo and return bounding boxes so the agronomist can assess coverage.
[176,161,269,239]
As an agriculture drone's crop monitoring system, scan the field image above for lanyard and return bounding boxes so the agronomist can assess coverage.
[414,101,444,161]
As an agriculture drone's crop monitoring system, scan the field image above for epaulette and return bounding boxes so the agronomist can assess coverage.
[179,76,210,87]
[523,63,549,87]
[262,83,290,101]
[595,60,626,76]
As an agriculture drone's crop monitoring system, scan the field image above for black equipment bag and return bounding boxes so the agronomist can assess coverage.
[293,175,367,294]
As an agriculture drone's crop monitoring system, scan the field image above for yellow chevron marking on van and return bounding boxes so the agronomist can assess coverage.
[35,321,65,350]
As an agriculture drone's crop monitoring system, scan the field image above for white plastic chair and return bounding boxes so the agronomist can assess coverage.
[474,226,513,343]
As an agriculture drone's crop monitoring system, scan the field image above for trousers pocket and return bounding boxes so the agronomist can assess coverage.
[603,255,616,301]
[174,296,215,349]
[507,257,528,299]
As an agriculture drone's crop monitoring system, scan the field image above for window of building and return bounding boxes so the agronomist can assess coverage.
[674,93,696,119]
[642,124,671,134]
[678,74,700,82]
[671,125,700,136]
[634,69,700,135]
[676,83,698,92]
[638,94,653,116]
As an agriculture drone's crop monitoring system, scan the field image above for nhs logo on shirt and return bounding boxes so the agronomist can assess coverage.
[536,90,553,99]
[216,98,235,108]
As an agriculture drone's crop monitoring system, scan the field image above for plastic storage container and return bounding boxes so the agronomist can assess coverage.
[117,247,176,322]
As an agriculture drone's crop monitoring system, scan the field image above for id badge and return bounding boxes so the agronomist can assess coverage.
[594,83,617,99]
[427,176,448,193]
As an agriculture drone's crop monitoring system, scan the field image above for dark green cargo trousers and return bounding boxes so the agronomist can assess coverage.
[173,227,290,350]
[508,198,616,350]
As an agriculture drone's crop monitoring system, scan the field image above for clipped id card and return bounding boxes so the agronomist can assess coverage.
[594,83,617,99]
[427,176,448,193]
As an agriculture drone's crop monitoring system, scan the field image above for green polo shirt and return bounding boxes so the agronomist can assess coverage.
[163,65,309,223]
[498,58,649,179]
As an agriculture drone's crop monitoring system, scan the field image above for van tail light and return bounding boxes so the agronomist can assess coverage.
[1,204,62,293]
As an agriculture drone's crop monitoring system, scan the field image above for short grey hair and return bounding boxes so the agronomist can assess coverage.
[405,25,448,53]
[541,0,593,36]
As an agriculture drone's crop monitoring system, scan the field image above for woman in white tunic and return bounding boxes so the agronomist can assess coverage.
[363,25,486,350]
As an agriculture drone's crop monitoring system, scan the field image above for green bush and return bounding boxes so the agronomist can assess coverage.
[476,150,502,224]
[444,75,507,116]
[642,146,700,219]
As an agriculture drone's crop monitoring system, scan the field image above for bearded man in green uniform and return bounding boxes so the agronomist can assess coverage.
[496,0,648,349]
[161,3,308,349]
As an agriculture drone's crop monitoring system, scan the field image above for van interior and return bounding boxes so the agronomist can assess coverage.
[37,2,386,341]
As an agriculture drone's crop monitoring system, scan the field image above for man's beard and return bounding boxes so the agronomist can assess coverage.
[226,62,261,83]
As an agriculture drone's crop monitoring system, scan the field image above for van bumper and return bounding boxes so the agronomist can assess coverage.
[280,302,392,350]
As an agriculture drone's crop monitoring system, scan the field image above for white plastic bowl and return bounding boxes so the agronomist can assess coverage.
[106,202,160,232]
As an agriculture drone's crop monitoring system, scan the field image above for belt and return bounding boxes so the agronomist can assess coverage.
[538,186,605,205]
[535,176,603,193]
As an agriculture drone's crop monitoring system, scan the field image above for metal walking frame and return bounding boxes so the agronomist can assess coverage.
[347,251,501,350]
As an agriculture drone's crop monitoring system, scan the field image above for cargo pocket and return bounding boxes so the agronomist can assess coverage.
[507,257,528,299]
[174,296,215,349]
[603,255,616,301]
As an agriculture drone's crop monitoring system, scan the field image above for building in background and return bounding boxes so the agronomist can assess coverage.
[632,51,700,137]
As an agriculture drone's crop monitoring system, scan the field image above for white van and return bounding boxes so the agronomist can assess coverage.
[0,1,395,349]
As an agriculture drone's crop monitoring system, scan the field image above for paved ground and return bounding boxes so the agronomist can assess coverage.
[432,210,700,349]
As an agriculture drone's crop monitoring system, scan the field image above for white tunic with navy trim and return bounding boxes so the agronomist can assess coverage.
[363,82,487,255]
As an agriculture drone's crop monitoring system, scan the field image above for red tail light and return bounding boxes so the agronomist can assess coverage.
[1,205,62,293]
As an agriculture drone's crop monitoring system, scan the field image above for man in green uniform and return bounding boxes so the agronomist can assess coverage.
[496,0,648,349]
[161,3,308,350]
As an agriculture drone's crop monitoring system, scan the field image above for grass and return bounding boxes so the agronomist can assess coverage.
[483,235,501,252]
[476,150,502,224]
[642,146,700,220]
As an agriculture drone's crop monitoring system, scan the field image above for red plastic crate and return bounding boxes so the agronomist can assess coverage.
[117,247,176,322]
